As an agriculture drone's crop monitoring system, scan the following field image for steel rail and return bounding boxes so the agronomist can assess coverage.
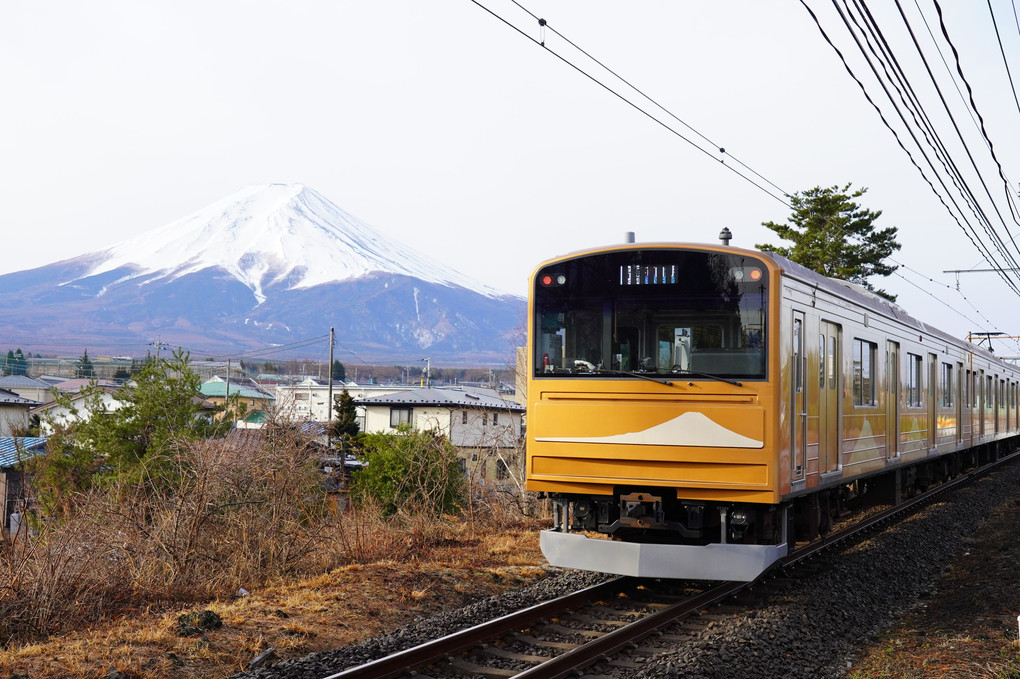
[321,577,631,679]
[508,579,745,679]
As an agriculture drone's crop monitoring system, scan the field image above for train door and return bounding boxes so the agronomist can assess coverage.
[886,341,900,457]
[819,321,841,474]
[979,370,986,438]
[991,375,999,434]
[791,312,806,483]
[956,362,964,444]
[928,354,937,450]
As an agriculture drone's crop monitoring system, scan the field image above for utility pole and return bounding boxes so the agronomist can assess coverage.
[149,339,169,360]
[421,357,431,388]
[327,327,335,434]
[225,358,231,421]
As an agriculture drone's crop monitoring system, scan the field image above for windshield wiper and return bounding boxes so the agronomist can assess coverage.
[670,368,743,387]
[593,368,675,386]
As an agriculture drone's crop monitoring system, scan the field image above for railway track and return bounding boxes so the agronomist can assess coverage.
[322,451,1019,679]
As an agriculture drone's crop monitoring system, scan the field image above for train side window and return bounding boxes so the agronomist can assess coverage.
[852,338,876,406]
[941,363,953,407]
[819,334,825,388]
[793,319,802,393]
[829,336,837,389]
[906,353,923,407]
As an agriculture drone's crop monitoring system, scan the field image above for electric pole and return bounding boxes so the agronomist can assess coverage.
[327,327,335,433]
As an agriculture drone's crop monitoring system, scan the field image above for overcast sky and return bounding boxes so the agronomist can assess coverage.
[4,1,1020,353]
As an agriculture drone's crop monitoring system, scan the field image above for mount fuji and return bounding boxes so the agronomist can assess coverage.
[0,184,525,365]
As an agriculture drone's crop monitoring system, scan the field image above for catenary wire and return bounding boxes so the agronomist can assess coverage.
[475,0,1020,346]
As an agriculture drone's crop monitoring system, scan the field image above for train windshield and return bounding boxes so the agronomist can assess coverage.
[533,249,768,380]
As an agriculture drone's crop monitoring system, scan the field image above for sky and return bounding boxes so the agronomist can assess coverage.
[4,1,1020,354]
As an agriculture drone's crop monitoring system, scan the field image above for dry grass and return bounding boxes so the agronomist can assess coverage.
[0,521,548,679]
[0,425,552,678]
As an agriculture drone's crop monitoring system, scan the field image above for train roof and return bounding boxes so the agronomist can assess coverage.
[758,249,1005,363]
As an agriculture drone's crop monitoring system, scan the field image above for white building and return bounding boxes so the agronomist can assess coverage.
[0,375,53,405]
[0,390,39,437]
[356,387,525,484]
[275,378,413,429]
[32,385,124,435]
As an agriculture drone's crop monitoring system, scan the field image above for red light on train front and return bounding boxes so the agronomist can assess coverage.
[541,274,554,286]
[731,266,764,282]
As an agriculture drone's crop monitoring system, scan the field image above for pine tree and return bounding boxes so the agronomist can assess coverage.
[13,348,26,376]
[328,388,360,451]
[758,184,901,301]
[330,360,346,381]
[74,349,96,379]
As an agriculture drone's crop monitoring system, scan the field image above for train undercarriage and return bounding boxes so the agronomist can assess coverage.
[542,440,1016,581]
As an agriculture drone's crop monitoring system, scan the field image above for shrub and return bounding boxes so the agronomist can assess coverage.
[350,428,465,517]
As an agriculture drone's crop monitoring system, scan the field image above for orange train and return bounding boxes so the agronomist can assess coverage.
[525,242,1020,580]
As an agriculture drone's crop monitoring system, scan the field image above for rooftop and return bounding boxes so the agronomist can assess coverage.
[356,387,524,412]
[0,388,40,406]
[0,437,46,467]
[0,375,52,390]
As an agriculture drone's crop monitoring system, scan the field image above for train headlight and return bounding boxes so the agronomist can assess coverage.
[730,266,763,282]
[730,509,750,525]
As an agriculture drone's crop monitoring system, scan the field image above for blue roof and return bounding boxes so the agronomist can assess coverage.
[0,437,46,467]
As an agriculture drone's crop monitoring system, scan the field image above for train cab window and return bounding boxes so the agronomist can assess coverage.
[533,249,768,379]
[906,353,923,407]
[941,363,953,407]
[852,339,876,406]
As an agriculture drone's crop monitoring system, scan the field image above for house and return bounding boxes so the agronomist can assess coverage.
[32,384,124,435]
[0,389,41,436]
[275,378,410,429]
[199,377,276,421]
[0,375,54,405]
[0,437,46,538]
[355,387,525,485]
[50,378,122,394]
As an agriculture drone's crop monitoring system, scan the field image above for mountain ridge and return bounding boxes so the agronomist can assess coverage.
[0,184,523,366]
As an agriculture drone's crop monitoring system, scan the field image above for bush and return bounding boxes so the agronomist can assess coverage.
[350,428,465,517]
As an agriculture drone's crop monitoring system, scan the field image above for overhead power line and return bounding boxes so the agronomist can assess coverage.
[471,0,1020,332]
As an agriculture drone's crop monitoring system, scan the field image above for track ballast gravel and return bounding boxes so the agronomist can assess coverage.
[230,459,1020,679]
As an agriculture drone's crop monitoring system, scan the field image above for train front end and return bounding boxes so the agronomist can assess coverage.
[526,244,783,581]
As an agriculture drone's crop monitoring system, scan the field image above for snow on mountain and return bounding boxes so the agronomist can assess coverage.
[77,183,508,304]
